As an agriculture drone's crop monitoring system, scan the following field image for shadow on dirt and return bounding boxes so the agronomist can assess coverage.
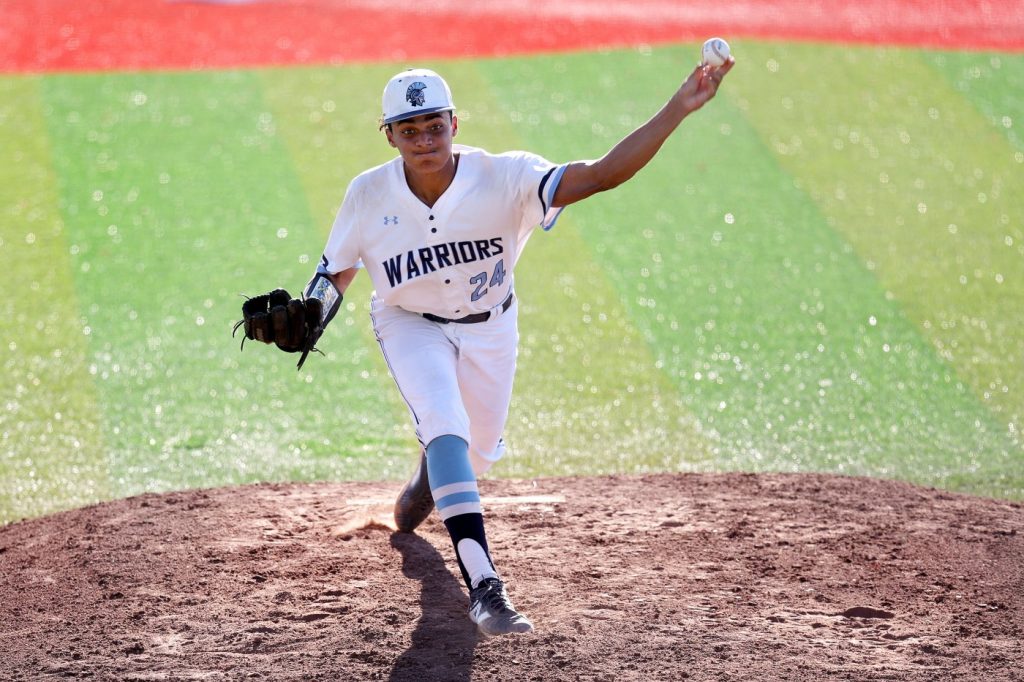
[388,532,479,681]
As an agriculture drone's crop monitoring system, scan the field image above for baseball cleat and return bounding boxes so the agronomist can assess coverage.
[468,578,534,636]
[394,450,434,533]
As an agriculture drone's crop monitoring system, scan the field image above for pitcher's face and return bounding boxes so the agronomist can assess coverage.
[386,112,458,175]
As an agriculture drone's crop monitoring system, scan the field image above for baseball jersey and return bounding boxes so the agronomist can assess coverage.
[318,144,567,318]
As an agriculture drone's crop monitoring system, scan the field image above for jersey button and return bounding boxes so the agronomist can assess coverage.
[428,215,435,220]
[431,228,437,233]
[444,279,451,284]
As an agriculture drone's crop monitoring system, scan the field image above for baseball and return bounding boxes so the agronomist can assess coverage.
[702,37,730,67]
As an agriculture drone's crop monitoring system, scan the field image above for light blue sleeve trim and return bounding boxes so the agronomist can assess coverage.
[541,163,569,231]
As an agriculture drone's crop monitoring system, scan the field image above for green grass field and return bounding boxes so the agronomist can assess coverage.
[2,41,1022,523]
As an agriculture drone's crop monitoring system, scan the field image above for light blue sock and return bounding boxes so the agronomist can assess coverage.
[426,435,496,589]
[426,434,482,521]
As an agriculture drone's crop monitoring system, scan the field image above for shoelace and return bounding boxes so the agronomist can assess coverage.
[478,581,515,614]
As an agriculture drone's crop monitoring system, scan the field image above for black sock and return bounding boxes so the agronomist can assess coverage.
[443,512,497,590]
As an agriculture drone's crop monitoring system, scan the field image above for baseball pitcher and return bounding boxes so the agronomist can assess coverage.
[237,56,734,636]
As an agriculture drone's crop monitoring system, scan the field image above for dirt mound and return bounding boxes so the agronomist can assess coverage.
[1,473,1022,680]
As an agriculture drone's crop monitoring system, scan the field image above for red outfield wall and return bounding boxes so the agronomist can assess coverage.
[3,0,1024,74]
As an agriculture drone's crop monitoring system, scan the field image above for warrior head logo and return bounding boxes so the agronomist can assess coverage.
[406,82,427,107]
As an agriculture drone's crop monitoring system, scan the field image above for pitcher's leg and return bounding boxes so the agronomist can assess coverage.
[456,305,519,476]
[373,302,468,532]
[426,434,533,636]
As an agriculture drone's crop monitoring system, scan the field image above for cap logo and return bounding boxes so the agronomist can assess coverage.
[406,82,427,107]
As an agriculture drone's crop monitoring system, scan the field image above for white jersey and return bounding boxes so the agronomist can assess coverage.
[319,144,566,318]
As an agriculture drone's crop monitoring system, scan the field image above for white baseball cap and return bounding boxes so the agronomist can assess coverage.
[381,68,455,126]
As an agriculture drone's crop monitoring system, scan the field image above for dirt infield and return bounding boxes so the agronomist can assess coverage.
[1,473,1021,680]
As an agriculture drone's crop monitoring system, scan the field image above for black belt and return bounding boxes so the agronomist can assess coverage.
[423,291,514,324]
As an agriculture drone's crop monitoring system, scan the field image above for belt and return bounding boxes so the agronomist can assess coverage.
[423,291,514,324]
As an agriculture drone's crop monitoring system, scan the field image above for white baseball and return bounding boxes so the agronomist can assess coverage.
[702,37,730,67]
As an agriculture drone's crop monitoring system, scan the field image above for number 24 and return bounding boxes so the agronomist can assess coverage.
[469,259,506,301]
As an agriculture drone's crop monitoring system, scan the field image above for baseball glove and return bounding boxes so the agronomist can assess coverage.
[233,289,324,370]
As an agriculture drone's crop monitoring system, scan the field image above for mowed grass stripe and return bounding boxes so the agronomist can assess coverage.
[0,77,110,523]
[928,52,1024,153]
[256,63,417,470]
[261,62,715,477]
[732,43,1023,454]
[926,51,1024,446]
[39,70,410,497]
[479,46,1019,497]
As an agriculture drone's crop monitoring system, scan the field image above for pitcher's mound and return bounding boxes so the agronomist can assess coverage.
[1,472,1021,681]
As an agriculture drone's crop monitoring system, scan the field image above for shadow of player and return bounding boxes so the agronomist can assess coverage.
[388,531,480,682]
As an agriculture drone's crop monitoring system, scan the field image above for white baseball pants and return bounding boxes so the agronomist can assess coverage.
[369,295,517,476]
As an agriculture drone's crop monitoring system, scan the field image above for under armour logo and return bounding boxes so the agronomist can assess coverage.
[384,216,399,226]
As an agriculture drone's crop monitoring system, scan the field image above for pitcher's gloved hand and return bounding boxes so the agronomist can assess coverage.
[233,289,325,370]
